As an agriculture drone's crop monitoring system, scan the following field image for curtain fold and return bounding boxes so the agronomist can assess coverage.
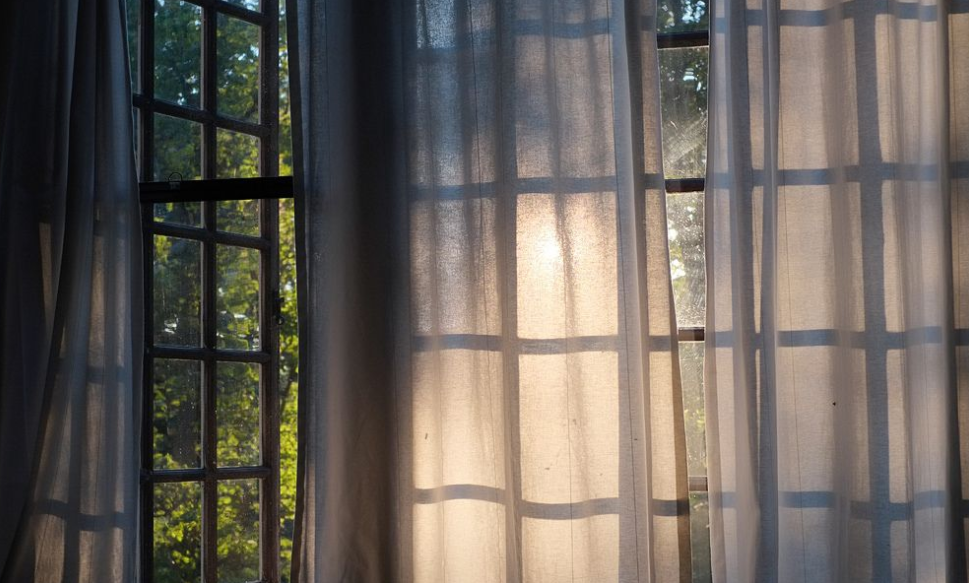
[287,0,690,580]
[705,0,967,581]
[0,0,141,580]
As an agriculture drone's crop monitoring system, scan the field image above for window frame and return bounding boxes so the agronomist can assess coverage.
[658,19,711,581]
[658,22,709,495]
[140,177,294,583]
[132,0,280,181]
[133,0,288,579]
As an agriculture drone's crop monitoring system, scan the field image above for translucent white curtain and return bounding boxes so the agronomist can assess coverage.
[706,0,966,581]
[0,0,141,580]
[287,0,691,580]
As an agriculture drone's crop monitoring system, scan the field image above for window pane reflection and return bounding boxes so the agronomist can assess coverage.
[154,235,202,346]
[218,479,261,582]
[153,482,203,583]
[659,47,708,179]
[217,362,261,467]
[153,359,202,469]
[667,190,705,328]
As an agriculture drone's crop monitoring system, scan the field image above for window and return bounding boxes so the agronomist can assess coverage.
[657,2,710,582]
[129,1,298,582]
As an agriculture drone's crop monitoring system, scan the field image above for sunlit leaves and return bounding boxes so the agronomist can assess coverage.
[657,0,708,33]
[153,483,202,583]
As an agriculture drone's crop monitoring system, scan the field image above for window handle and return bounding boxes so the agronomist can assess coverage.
[272,289,285,326]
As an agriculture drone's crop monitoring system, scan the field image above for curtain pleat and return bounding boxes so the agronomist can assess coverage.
[287,0,690,580]
[0,0,141,580]
[706,0,966,581]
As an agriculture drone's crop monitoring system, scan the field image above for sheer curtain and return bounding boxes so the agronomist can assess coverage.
[706,0,967,581]
[0,0,141,580]
[287,0,691,580]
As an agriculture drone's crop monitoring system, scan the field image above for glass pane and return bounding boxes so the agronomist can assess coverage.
[154,0,201,108]
[690,492,712,583]
[154,235,201,346]
[217,245,261,350]
[667,190,705,327]
[217,362,261,467]
[278,197,298,581]
[658,0,709,33]
[154,113,202,181]
[217,13,260,122]
[659,46,708,179]
[155,201,203,227]
[217,129,261,178]
[153,482,202,583]
[217,199,260,236]
[127,0,140,92]
[153,359,202,469]
[218,479,261,583]
[679,341,706,476]
[279,1,292,177]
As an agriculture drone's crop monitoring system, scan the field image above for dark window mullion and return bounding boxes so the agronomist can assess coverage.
[202,1,217,180]
[151,465,273,483]
[150,221,271,251]
[202,201,219,583]
[260,0,280,178]
[141,203,156,583]
[133,95,270,139]
[259,199,281,583]
[180,0,269,26]
[201,3,219,579]
[214,0,268,26]
[139,0,155,180]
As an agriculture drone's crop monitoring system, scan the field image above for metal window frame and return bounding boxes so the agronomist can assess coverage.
[134,0,279,182]
[141,177,293,583]
[658,25,709,495]
[133,0,287,578]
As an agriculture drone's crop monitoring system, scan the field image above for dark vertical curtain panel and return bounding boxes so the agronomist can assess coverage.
[286,0,690,580]
[0,0,141,580]
[705,0,968,581]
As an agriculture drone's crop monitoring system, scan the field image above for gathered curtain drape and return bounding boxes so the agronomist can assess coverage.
[286,0,691,580]
[705,0,969,581]
[0,0,141,580]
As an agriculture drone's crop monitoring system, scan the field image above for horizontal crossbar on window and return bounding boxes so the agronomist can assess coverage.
[140,176,294,203]
[677,327,705,342]
[666,177,705,193]
[172,0,268,25]
[689,476,708,492]
[657,30,709,49]
[149,345,272,364]
[150,221,271,250]
[132,94,269,139]
[142,465,272,484]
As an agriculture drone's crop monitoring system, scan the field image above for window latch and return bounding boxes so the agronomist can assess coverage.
[272,289,285,326]
[167,172,183,190]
